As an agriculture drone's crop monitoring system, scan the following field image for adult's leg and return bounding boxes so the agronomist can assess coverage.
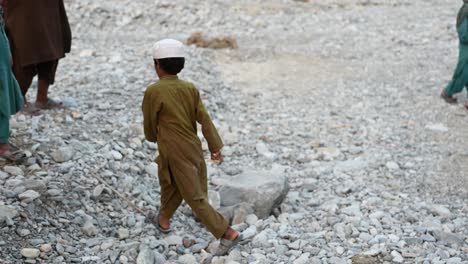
[0,114,10,153]
[12,63,34,105]
[445,46,468,97]
[36,60,58,105]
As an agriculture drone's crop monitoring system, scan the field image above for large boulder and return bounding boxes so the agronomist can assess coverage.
[219,165,289,218]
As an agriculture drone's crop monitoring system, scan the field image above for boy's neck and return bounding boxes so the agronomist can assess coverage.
[159,74,178,80]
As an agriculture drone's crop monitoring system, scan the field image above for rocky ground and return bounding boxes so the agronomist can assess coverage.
[1,0,467,263]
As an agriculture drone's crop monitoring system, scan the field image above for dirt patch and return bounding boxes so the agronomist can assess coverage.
[187,32,238,49]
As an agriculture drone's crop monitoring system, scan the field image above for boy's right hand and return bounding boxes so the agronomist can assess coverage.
[211,150,223,165]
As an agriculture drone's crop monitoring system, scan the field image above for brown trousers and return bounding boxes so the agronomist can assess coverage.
[13,60,58,94]
[158,162,228,239]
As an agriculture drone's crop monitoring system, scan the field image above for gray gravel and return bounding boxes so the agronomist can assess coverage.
[1,0,467,263]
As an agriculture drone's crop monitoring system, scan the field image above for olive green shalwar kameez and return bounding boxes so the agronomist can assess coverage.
[142,76,228,239]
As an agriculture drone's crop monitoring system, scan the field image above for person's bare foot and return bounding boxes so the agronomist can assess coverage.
[222,227,239,241]
[441,90,457,104]
[158,214,170,230]
[465,102,468,110]
[0,143,10,154]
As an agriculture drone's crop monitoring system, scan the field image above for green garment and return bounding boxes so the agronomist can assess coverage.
[445,11,468,96]
[458,1,468,28]
[0,8,23,143]
[142,75,228,238]
[0,114,9,143]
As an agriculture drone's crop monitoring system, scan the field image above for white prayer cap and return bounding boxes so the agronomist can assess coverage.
[152,38,185,59]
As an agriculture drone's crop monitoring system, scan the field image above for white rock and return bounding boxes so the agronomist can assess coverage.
[118,228,130,240]
[425,123,449,132]
[93,184,105,198]
[164,235,182,246]
[391,250,404,263]
[386,161,400,170]
[241,225,257,240]
[18,190,40,202]
[82,221,98,236]
[245,214,258,225]
[145,163,158,176]
[255,142,277,160]
[110,150,123,160]
[208,190,221,210]
[51,147,74,162]
[21,248,40,258]
[40,244,53,253]
[3,166,23,176]
[178,254,197,264]
[293,253,310,264]
[429,204,451,217]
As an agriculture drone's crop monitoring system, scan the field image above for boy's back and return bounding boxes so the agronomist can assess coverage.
[142,76,223,162]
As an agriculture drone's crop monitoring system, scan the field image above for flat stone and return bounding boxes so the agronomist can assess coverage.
[421,234,436,242]
[432,231,464,245]
[22,180,47,194]
[219,165,289,218]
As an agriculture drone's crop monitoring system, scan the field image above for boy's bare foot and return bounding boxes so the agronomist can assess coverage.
[215,227,242,256]
[158,214,170,230]
[146,210,171,233]
[35,98,63,110]
[222,227,239,241]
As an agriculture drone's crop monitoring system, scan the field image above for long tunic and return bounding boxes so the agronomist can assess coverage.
[0,8,23,119]
[142,76,223,200]
[4,0,71,67]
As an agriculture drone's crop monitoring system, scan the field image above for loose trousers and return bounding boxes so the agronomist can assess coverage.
[158,161,229,239]
[445,44,468,96]
[0,114,9,144]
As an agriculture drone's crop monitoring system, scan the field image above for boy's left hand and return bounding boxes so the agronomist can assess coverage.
[211,150,223,165]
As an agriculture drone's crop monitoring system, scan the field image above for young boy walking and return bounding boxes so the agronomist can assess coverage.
[142,39,241,256]
[441,0,468,110]
[0,1,24,161]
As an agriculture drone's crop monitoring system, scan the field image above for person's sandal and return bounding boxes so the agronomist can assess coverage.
[0,149,27,162]
[441,91,457,104]
[146,210,171,234]
[214,234,242,256]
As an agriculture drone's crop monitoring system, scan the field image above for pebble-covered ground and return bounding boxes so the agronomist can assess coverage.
[1,0,467,263]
